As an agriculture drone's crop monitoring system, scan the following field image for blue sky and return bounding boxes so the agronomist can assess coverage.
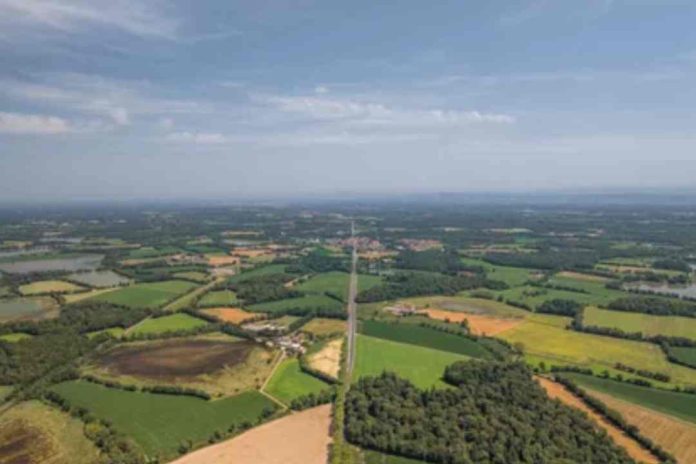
[1,0,695,201]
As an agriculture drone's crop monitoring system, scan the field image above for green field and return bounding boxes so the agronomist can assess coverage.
[358,274,385,293]
[129,313,208,336]
[226,264,287,284]
[563,373,696,424]
[173,271,209,283]
[0,332,33,342]
[460,257,536,287]
[498,284,621,309]
[669,346,696,368]
[248,294,343,314]
[500,314,696,386]
[198,289,238,307]
[127,246,182,259]
[68,270,131,288]
[264,358,330,404]
[584,306,696,340]
[296,271,350,301]
[360,320,493,359]
[88,280,197,309]
[51,381,277,457]
[354,335,468,388]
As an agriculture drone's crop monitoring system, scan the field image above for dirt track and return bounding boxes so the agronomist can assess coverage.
[169,404,332,464]
[96,339,253,379]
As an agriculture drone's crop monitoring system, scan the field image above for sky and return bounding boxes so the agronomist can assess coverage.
[1,0,696,202]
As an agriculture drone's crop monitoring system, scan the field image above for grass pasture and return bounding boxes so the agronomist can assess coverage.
[264,358,330,405]
[302,318,347,337]
[0,332,33,342]
[129,313,208,336]
[51,381,277,458]
[354,335,468,388]
[19,280,84,295]
[248,294,343,315]
[459,257,536,287]
[669,346,696,368]
[360,320,493,359]
[226,264,286,284]
[296,271,350,301]
[501,315,696,387]
[584,306,696,340]
[498,284,622,309]
[88,280,197,309]
[358,274,385,293]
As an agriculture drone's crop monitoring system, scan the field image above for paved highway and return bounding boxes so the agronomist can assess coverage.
[345,221,358,376]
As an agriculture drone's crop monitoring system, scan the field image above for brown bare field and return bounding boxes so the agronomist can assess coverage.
[96,338,254,379]
[170,404,332,464]
[358,250,397,260]
[308,338,343,379]
[586,388,696,464]
[536,377,658,464]
[302,318,347,337]
[0,401,100,464]
[207,255,240,267]
[420,309,522,336]
[200,307,259,324]
[232,248,273,258]
[557,271,610,282]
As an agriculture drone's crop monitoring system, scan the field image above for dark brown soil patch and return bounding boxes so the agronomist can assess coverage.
[97,339,254,379]
[0,420,52,464]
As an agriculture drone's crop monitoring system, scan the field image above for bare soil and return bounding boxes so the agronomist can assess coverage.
[308,338,343,379]
[536,377,658,464]
[200,307,258,324]
[170,404,332,464]
[96,339,254,379]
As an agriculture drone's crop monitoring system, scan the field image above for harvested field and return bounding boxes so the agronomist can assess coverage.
[419,308,522,336]
[0,401,100,464]
[128,313,208,336]
[95,338,254,379]
[302,318,347,337]
[200,307,258,324]
[557,271,611,282]
[536,377,658,464]
[308,338,343,379]
[19,280,84,295]
[207,255,240,267]
[586,388,696,464]
[170,404,332,464]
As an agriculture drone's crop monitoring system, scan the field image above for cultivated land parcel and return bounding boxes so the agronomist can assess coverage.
[2,201,696,464]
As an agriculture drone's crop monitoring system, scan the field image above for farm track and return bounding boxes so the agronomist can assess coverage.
[260,352,288,408]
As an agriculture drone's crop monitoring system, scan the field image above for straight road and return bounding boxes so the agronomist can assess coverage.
[345,221,358,376]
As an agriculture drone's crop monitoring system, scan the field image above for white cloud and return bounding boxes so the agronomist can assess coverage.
[165,131,227,145]
[0,111,71,134]
[0,73,208,128]
[263,95,515,126]
[0,0,178,39]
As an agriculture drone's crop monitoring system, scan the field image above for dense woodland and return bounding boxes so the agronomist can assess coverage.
[345,362,636,464]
